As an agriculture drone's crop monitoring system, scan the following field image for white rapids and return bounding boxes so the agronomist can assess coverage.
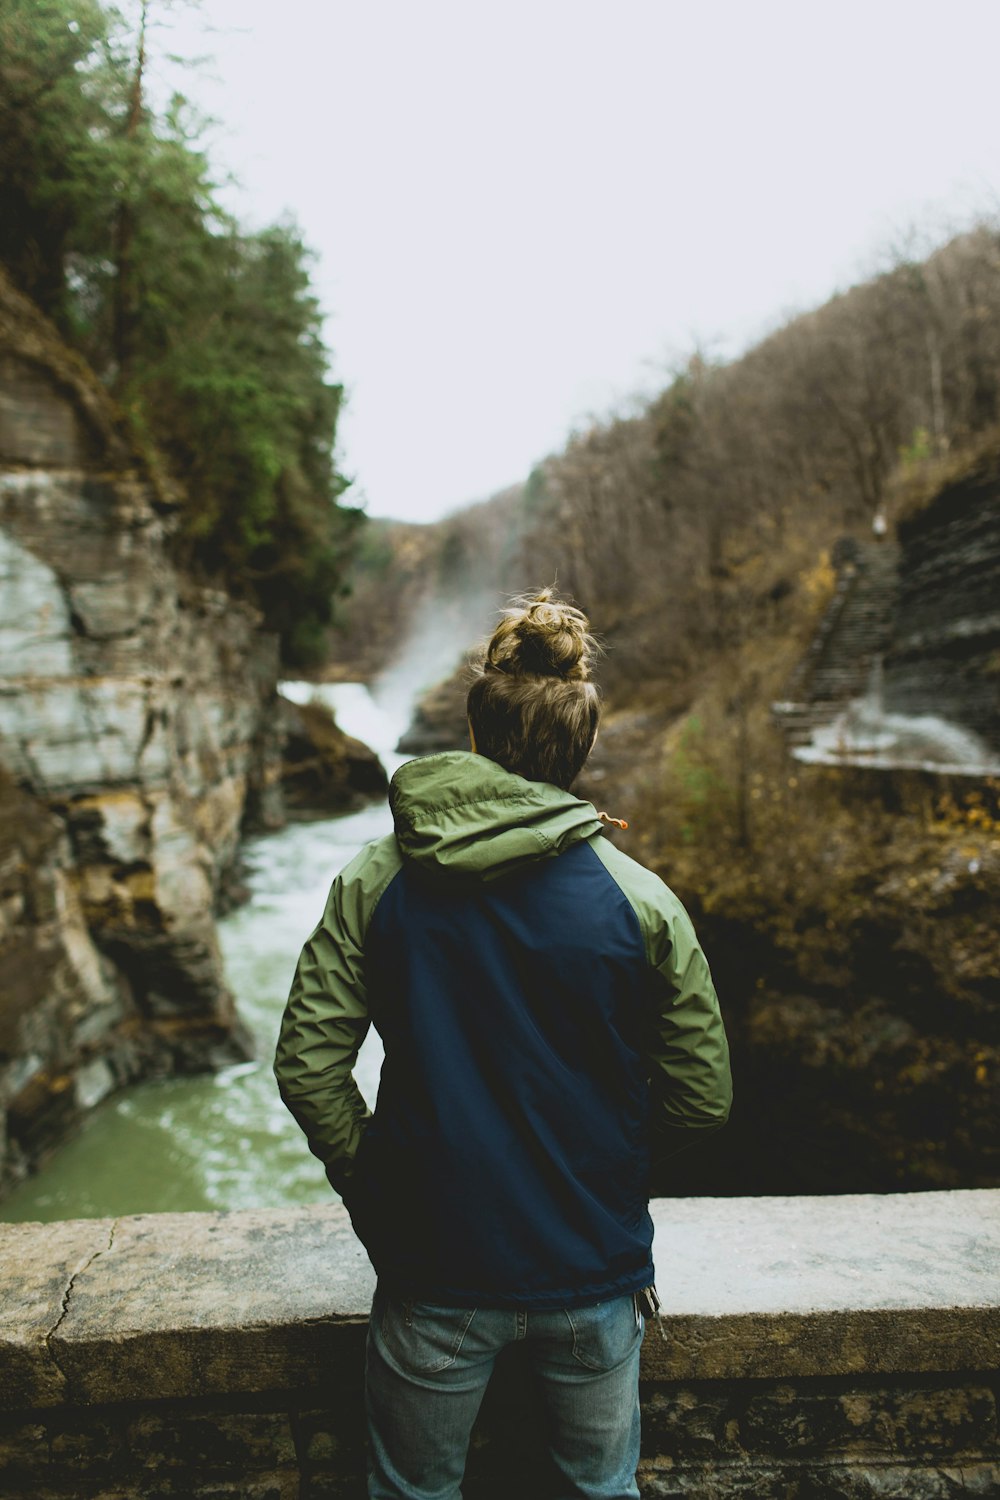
[0,681,415,1222]
[793,660,999,775]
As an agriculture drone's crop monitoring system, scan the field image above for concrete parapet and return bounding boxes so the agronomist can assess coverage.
[1,1191,998,1496]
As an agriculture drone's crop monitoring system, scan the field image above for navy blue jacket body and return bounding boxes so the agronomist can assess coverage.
[274,753,732,1310]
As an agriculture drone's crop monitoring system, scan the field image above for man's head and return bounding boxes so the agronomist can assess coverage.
[466,589,600,790]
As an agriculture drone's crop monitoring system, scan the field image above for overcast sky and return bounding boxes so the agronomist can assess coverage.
[153,0,1000,522]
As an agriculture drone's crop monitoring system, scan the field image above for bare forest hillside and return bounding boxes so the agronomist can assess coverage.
[342,228,1000,697]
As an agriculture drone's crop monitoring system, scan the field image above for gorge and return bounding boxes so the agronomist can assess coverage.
[3,11,997,1490]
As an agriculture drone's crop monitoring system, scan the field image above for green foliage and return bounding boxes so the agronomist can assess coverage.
[0,0,358,665]
[649,367,698,480]
[899,425,933,466]
[664,714,734,845]
[0,0,121,309]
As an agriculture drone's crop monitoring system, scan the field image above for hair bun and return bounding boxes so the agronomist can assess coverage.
[485,588,596,681]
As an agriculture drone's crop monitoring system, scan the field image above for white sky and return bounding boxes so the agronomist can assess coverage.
[152,0,1000,522]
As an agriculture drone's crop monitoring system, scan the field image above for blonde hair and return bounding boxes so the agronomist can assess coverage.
[467,589,601,789]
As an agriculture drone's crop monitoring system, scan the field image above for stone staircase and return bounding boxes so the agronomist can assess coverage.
[773,539,900,746]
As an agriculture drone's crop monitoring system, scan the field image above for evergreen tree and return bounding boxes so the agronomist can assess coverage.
[0,0,359,665]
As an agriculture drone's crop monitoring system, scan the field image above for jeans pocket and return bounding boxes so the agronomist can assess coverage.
[564,1294,643,1372]
[379,1297,478,1375]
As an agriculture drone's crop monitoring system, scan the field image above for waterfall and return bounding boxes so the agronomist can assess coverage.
[794,656,998,774]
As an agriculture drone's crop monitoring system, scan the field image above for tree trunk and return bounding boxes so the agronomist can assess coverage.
[113,0,148,384]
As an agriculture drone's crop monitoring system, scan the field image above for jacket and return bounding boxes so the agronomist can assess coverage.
[274,750,732,1309]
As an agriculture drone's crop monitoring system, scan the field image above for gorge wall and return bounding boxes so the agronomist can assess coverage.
[0,274,285,1193]
[885,458,1000,748]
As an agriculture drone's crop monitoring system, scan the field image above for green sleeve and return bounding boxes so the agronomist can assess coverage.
[644,895,732,1159]
[273,834,402,1195]
[590,837,733,1159]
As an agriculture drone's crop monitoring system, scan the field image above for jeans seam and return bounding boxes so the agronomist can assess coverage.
[447,1307,477,1363]
[565,1299,643,1371]
[382,1300,478,1373]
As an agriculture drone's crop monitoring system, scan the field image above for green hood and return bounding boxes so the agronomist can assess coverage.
[389,751,604,881]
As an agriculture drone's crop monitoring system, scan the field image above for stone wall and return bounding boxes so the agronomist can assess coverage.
[0,273,282,1193]
[1,1192,997,1498]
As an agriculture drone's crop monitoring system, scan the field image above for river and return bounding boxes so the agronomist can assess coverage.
[0,683,409,1224]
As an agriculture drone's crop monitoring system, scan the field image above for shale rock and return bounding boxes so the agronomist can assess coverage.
[278,696,387,815]
[0,272,276,1191]
[886,460,1000,749]
[396,663,471,756]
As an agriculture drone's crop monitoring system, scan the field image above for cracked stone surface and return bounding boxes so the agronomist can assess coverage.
[0,1218,113,1407]
[46,1219,117,1331]
[1,1192,998,1410]
[46,1205,374,1405]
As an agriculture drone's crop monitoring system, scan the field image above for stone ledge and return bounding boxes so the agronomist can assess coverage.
[1,1191,998,1410]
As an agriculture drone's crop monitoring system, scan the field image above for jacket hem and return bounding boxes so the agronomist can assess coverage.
[376,1260,656,1312]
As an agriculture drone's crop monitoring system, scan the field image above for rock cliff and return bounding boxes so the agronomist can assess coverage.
[886,458,1000,748]
[0,274,280,1192]
[774,457,1000,765]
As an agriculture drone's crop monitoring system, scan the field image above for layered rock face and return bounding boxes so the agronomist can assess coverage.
[0,276,281,1191]
[277,696,387,816]
[885,464,1000,749]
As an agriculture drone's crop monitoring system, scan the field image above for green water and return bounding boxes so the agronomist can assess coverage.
[0,686,398,1224]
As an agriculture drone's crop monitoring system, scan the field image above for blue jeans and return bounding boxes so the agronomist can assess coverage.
[365,1285,644,1500]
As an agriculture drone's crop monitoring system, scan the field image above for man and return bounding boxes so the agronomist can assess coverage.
[275,591,732,1499]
